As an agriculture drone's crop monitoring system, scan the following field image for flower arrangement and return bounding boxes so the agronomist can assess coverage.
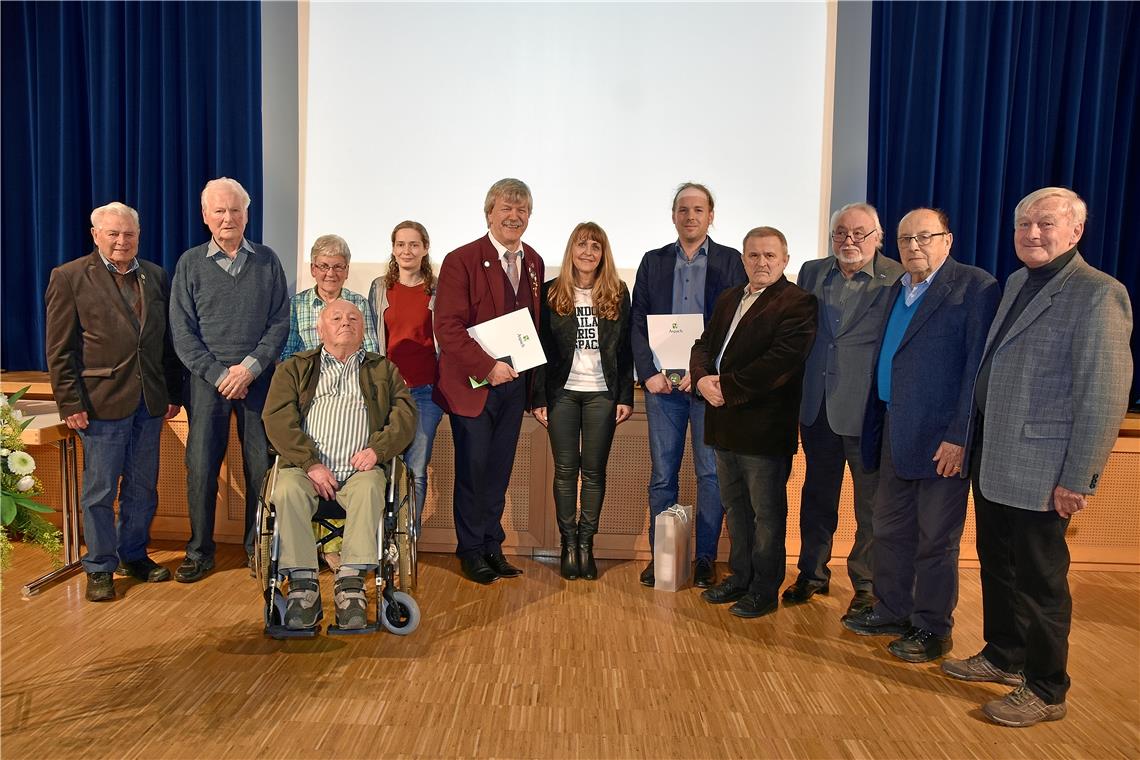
[0,387,63,572]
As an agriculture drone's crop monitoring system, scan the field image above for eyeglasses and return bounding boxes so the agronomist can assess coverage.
[831,229,877,244]
[896,232,949,247]
[312,263,348,273]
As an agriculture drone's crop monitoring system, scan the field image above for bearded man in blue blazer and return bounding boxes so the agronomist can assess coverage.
[631,182,746,589]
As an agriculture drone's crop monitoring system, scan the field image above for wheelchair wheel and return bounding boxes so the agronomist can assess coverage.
[380,590,420,635]
[256,501,274,591]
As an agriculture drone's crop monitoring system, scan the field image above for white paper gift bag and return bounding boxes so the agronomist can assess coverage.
[653,503,693,591]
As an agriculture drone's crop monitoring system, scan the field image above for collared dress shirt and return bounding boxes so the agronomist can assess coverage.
[672,239,709,318]
[821,255,876,331]
[302,348,372,482]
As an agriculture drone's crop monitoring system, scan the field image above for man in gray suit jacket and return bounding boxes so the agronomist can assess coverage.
[941,188,1132,728]
[45,202,183,602]
[784,202,903,617]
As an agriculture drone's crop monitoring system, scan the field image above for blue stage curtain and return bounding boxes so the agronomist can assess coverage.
[1,1,262,372]
[869,1,1138,402]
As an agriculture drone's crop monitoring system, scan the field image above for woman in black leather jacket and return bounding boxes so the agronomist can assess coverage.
[533,222,634,580]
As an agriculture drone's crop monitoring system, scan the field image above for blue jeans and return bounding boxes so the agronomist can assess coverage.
[404,384,445,531]
[184,371,271,561]
[643,390,722,561]
[76,399,163,573]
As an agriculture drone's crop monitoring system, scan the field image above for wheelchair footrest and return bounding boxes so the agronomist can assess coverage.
[326,623,381,636]
[265,624,321,640]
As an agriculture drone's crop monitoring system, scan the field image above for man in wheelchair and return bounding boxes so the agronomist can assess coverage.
[262,300,416,630]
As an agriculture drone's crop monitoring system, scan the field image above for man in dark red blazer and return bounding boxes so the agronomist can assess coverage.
[433,178,545,584]
[690,227,817,618]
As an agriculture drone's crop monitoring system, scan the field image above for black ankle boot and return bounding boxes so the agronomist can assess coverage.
[578,535,597,580]
[560,539,579,580]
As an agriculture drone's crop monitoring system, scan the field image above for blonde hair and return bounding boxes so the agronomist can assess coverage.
[547,222,625,321]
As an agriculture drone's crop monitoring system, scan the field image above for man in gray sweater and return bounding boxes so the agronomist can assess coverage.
[169,177,290,582]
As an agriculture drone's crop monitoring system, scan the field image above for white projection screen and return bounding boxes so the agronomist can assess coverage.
[302,2,833,292]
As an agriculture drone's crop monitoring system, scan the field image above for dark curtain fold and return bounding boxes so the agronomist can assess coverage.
[869,0,1139,403]
[1,0,263,372]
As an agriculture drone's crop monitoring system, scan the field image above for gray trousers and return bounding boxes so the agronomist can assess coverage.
[275,467,386,571]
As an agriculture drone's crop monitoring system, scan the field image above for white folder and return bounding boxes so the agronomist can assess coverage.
[647,313,705,371]
[466,307,547,377]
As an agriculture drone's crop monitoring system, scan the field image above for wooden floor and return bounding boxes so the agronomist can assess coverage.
[2,542,1137,760]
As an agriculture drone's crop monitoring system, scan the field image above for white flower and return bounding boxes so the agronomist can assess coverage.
[0,448,9,457]
[16,475,35,492]
[10,409,24,422]
[0,394,8,408]
[7,451,35,475]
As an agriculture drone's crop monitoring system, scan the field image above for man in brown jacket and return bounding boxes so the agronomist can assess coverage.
[690,227,818,618]
[45,202,183,602]
[262,300,415,631]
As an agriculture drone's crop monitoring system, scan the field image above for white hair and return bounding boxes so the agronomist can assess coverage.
[829,201,884,252]
[200,177,251,209]
[90,201,139,228]
[1014,187,1087,226]
[310,234,352,264]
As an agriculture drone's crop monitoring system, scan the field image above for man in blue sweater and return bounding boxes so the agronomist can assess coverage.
[843,208,999,662]
[169,177,290,582]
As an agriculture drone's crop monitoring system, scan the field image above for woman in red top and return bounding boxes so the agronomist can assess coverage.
[368,221,443,525]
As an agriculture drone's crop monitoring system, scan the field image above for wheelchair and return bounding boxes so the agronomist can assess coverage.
[255,455,420,639]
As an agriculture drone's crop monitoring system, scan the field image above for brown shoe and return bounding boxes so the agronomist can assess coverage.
[941,652,1024,686]
[982,684,1066,727]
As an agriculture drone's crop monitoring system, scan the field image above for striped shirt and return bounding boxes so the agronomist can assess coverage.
[302,348,371,481]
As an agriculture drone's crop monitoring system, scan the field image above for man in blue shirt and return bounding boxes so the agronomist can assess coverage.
[843,208,999,663]
[631,183,746,588]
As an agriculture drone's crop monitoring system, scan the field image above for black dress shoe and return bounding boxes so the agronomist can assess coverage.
[846,590,875,617]
[484,552,522,577]
[85,572,115,602]
[841,607,909,636]
[639,561,655,587]
[888,627,953,663]
[175,556,214,584]
[460,555,499,585]
[701,580,747,605]
[118,556,171,583]
[781,578,829,604]
[693,557,716,588]
[729,594,778,619]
